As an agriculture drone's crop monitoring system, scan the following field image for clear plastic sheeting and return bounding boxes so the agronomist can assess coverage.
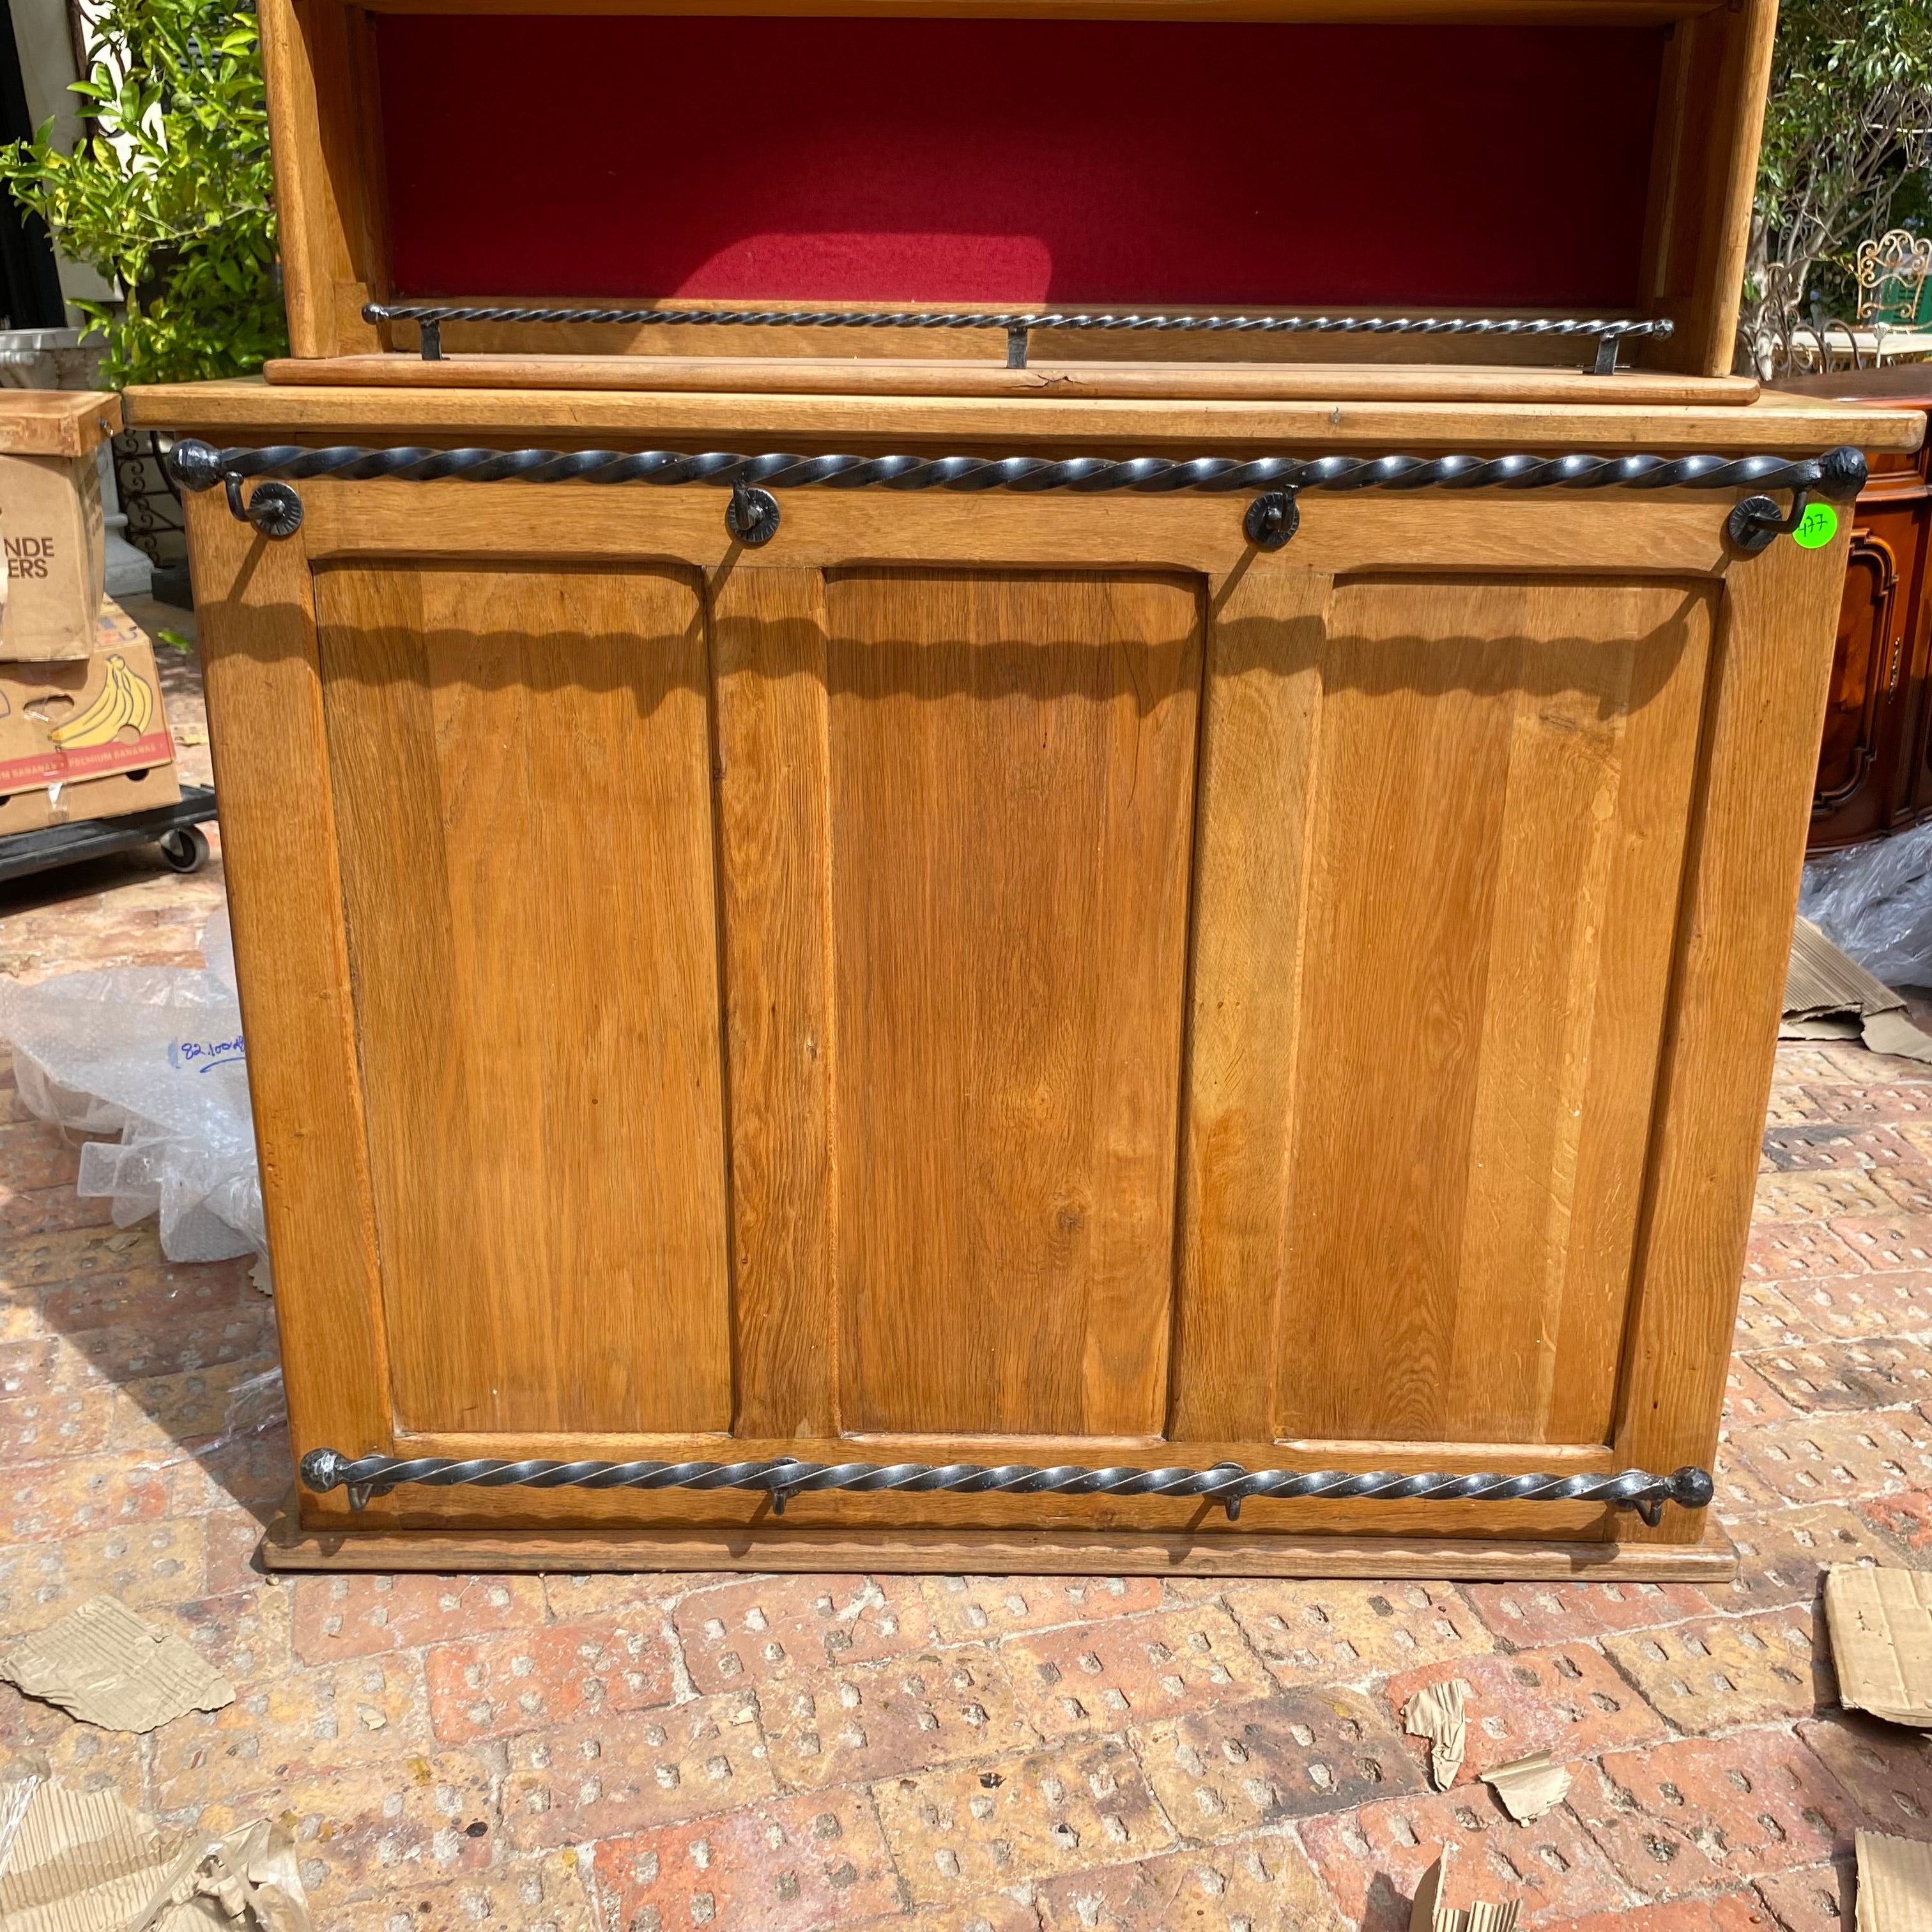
[1800,819,1932,991]
[0,910,263,1261]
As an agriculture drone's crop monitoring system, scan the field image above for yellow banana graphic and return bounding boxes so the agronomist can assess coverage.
[46,664,124,747]
[49,654,153,749]
[119,655,153,735]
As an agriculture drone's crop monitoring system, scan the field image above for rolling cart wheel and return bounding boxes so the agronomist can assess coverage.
[158,825,210,873]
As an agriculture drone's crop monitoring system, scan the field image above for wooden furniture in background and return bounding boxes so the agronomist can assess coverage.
[130,0,1918,1576]
[1777,371,1932,850]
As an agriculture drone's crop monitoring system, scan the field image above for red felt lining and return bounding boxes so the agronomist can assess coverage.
[376,15,1663,310]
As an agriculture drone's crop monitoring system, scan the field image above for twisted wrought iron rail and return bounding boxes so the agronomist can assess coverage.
[166,438,1867,555]
[361,303,1675,374]
[301,1447,1714,1525]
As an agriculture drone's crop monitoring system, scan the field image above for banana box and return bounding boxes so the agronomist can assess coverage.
[0,603,179,835]
[0,390,121,661]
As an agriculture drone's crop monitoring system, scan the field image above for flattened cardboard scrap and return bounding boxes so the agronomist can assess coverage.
[1481,1752,1573,1823]
[1826,1567,1932,1728]
[1784,919,1932,1063]
[1408,1848,1521,1932]
[1,1596,235,1733]
[0,1769,309,1932]
[1404,1678,1471,1790]
[0,1770,167,1932]
[1855,1830,1932,1932]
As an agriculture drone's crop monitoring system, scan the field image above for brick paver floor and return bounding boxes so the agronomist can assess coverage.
[4,642,1931,1929]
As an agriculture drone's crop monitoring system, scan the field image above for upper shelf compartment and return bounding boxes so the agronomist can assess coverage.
[262,0,1769,389]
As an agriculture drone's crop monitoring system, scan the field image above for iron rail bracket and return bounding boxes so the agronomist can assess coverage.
[220,472,303,539]
[725,478,781,546]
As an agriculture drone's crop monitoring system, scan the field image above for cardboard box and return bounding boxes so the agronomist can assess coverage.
[0,390,123,661]
[0,601,180,836]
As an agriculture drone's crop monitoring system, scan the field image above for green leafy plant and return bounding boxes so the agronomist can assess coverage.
[0,0,285,385]
[1745,0,1932,367]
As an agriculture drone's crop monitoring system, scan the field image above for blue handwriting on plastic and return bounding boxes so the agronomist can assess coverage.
[169,1034,246,1073]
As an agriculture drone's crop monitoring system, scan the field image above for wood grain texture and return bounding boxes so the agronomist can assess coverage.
[0,390,121,457]
[825,569,1203,1436]
[1169,567,1330,1443]
[1275,576,1712,1446]
[121,378,1926,454]
[259,353,1762,406]
[183,491,392,1481]
[712,565,839,1436]
[256,0,325,355]
[258,0,382,357]
[1638,0,1776,379]
[284,482,1738,588]
[176,420,1855,1567]
[1615,526,1852,1536]
[315,564,732,1435]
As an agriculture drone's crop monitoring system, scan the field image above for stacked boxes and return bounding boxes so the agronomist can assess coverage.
[0,392,181,837]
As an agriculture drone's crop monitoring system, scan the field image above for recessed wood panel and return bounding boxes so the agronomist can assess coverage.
[824,570,1203,1437]
[316,564,732,1436]
[1275,576,1712,1445]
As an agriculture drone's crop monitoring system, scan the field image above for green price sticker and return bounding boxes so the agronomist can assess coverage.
[1792,502,1840,549]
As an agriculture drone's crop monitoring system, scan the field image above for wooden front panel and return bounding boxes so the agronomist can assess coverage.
[180,465,1849,1557]
[1271,578,1711,1445]
[314,564,732,1435]
[825,571,1202,1437]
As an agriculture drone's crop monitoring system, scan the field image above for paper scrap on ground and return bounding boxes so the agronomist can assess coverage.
[1480,1752,1572,1823]
[0,1596,235,1733]
[1825,1566,1932,1728]
[1409,1848,1521,1932]
[1855,1829,1932,1932]
[1404,1678,1471,1790]
[0,1763,310,1932]
[128,1821,312,1932]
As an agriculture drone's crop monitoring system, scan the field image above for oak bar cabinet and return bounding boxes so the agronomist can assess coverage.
[128,0,1923,1577]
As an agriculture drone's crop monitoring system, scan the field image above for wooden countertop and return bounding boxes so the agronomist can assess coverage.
[126,378,1927,454]
[260,354,1763,410]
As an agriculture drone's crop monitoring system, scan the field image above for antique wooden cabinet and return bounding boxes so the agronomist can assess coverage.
[129,0,1922,1577]
[1776,373,1932,851]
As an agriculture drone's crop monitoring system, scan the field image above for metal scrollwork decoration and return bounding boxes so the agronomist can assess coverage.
[1857,228,1932,328]
[166,438,1867,555]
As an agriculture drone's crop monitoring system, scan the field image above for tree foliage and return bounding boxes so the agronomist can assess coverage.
[0,0,285,385]
[1746,0,1932,361]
